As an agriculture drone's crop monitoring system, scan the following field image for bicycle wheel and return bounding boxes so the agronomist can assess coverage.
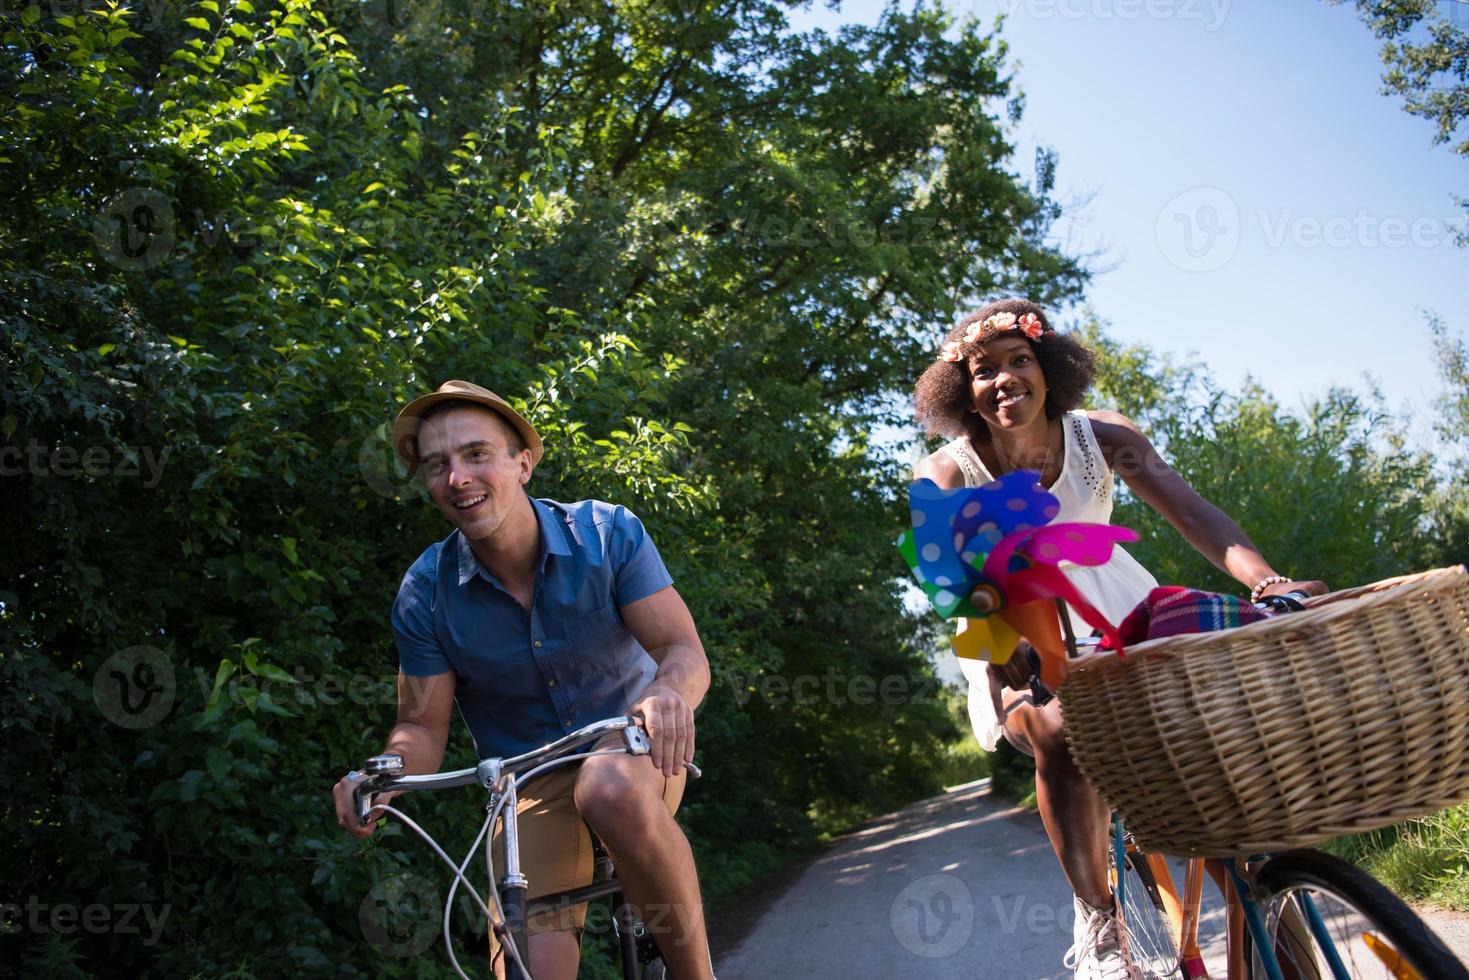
[1111,825,1184,978]
[1246,849,1468,980]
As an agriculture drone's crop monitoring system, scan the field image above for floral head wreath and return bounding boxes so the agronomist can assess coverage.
[940,312,1047,363]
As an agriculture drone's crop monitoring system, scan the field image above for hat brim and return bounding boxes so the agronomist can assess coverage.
[391,391,544,473]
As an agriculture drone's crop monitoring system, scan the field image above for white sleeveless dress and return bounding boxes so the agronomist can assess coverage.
[944,410,1159,751]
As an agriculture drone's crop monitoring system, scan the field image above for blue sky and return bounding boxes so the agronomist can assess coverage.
[791,0,1469,437]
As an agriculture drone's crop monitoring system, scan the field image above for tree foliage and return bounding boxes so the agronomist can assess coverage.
[1425,314,1469,565]
[1082,311,1448,592]
[1334,0,1469,238]
[1,0,1081,975]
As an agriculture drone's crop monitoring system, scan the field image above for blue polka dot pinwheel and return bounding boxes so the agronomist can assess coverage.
[896,471,1139,691]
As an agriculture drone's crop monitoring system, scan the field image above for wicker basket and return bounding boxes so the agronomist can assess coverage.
[1060,566,1469,857]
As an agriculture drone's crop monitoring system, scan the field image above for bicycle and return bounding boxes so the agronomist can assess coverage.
[1105,816,1468,979]
[346,715,702,980]
[1041,593,1469,980]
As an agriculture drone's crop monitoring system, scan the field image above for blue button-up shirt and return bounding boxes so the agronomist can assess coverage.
[391,496,673,758]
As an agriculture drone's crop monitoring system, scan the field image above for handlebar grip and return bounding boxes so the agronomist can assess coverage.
[1256,591,1310,613]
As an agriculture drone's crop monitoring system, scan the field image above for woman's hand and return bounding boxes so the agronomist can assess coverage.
[1258,579,1329,600]
[992,640,1036,691]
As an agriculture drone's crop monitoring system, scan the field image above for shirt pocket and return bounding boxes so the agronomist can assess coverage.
[549,600,631,680]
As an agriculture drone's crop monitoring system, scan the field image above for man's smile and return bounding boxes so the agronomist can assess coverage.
[454,493,487,512]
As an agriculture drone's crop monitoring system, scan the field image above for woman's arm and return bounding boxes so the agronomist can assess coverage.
[1088,410,1327,598]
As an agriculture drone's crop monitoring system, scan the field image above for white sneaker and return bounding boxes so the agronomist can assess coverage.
[1064,896,1143,980]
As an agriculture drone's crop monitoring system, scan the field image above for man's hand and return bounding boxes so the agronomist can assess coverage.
[631,685,695,778]
[331,772,399,838]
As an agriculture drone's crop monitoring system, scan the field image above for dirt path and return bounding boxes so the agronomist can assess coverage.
[710,779,1468,979]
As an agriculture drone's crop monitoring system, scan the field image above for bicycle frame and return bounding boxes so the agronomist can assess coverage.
[349,716,699,980]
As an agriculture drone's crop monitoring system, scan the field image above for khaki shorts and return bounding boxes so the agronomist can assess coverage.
[492,736,686,939]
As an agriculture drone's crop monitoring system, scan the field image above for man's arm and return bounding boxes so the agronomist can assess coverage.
[620,585,710,778]
[332,669,457,837]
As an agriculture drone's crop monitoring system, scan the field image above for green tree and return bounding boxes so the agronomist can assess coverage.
[1079,312,1438,592]
[1333,0,1469,239]
[1426,315,1469,565]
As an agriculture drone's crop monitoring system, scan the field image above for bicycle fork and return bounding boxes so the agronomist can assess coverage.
[1225,860,1345,980]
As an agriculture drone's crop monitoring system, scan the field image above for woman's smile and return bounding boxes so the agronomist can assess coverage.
[996,388,1030,410]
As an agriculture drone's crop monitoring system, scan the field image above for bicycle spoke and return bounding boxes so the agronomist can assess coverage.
[1266,886,1415,980]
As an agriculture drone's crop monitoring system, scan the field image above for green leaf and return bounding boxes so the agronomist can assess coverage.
[206,746,231,783]
[177,770,205,803]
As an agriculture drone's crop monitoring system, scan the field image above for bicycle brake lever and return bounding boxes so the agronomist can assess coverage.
[1025,647,1055,708]
[351,755,403,826]
[622,723,651,756]
[349,771,373,827]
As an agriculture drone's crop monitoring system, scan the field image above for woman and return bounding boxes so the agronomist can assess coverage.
[913,298,1326,980]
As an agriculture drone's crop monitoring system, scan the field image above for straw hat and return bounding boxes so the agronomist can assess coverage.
[391,380,543,473]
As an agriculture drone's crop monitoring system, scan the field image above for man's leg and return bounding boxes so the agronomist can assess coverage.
[489,768,588,980]
[574,752,713,980]
[518,930,580,980]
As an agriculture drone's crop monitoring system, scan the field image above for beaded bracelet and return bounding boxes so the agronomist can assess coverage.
[1249,575,1291,604]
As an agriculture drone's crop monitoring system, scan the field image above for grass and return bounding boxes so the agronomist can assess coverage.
[1322,803,1469,911]
[933,725,992,790]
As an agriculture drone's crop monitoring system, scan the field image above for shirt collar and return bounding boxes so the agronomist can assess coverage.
[455,495,571,587]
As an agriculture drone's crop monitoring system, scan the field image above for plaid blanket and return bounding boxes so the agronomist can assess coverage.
[1098,585,1271,651]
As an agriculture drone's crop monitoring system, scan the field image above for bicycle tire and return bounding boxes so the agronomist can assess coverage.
[1245,849,1468,980]
[1111,829,1184,978]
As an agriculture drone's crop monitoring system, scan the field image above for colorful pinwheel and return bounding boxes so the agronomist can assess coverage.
[896,470,1138,690]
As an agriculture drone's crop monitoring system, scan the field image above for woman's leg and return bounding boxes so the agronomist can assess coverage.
[1001,691,1113,911]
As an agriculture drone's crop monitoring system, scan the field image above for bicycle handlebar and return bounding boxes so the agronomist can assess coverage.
[349,715,701,828]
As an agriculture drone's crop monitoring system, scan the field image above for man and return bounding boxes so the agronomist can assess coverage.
[331,381,714,980]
